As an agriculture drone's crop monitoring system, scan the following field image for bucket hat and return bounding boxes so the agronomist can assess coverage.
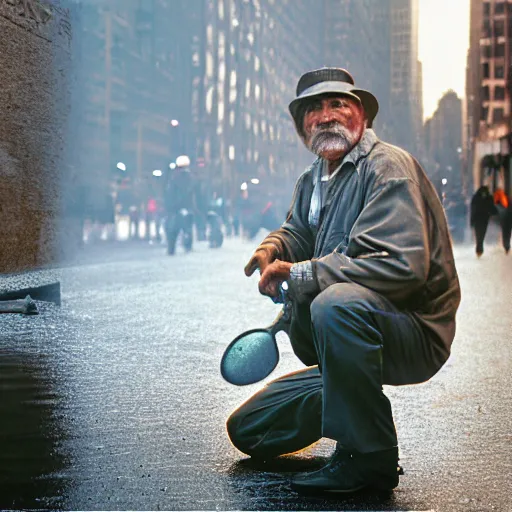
[289,67,379,132]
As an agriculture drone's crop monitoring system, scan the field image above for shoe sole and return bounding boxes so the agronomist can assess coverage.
[290,478,399,495]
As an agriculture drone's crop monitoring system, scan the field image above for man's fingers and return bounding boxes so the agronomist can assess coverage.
[244,258,258,276]
[258,280,276,297]
[258,267,279,297]
[244,253,268,276]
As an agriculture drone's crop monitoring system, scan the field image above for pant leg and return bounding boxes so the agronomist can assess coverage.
[501,216,512,252]
[226,367,322,459]
[310,282,439,454]
[165,214,180,254]
[474,220,489,254]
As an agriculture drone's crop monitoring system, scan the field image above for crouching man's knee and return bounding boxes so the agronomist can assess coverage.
[310,282,380,327]
[226,407,270,460]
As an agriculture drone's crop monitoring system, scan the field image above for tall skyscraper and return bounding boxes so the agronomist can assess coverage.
[424,91,463,197]
[389,0,424,158]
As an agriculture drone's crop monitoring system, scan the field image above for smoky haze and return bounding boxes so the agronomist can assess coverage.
[0,0,472,272]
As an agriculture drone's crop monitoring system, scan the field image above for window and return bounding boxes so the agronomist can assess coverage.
[495,43,505,57]
[494,86,505,100]
[483,2,490,16]
[483,62,490,79]
[482,85,490,101]
[482,45,492,58]
[495,65,505,78]
[482,20,491,38]
[493,108,504,123]
[495,20,505,37]
[495,2,505,15]
[481,106,489,122]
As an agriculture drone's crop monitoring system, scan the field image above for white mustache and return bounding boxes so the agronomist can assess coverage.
[310,123,352,154]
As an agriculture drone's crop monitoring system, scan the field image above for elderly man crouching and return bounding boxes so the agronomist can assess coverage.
[226,68,461,494]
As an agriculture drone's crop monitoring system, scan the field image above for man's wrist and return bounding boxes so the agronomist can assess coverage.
[287,260,319,297]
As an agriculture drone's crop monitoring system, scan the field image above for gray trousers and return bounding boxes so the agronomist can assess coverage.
[227,283,443,458]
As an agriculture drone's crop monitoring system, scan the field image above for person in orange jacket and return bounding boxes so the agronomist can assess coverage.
[494,188,511,254]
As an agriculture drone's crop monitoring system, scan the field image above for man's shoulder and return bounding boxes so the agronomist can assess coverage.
[365,139,423,183]
[369,139,415,164]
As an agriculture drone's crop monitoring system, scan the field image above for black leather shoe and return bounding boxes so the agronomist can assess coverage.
[290,445,403,495]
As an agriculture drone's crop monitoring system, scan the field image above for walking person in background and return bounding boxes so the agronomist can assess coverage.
[493,188,511,254]
[163,156,196,255]
[146,197,161,243]
[500,202,512,254]
[470,185,498,257]
[227,67,461,495]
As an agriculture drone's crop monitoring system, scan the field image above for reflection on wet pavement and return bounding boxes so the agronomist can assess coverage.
[0,347,69,509]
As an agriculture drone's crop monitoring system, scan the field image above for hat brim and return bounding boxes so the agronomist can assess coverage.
[289,81,379,130]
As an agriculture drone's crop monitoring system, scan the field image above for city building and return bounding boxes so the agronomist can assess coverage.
[389,0,424,158]
[466,0,512,197]
[73,0,185,225]
[424,91,464,198]
[464,0,484,196]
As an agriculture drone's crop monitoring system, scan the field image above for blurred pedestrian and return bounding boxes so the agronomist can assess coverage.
[493,188,511,254]
[128,204,139,240]
[470,186,498,257]
[227,67,460,495]
[163,156,196,255]
[194,177,210,242]
[501,204,512,254]
[146,197,161,243]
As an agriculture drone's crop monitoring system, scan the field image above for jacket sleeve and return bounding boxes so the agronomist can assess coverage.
[291,177,431,305]
[254,172,315,263]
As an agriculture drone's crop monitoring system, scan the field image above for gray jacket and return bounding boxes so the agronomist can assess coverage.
[259,130,461,364]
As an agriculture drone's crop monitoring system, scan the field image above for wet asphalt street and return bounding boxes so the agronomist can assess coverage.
[0,235,511,511]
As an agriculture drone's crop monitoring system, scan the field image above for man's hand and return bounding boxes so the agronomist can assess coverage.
[244,243,279,276]
[258,259,293,298]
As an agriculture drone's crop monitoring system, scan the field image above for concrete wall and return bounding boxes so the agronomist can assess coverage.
[0,0,79,274]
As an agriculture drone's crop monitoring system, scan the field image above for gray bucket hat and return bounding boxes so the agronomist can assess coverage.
[289,67,379,132]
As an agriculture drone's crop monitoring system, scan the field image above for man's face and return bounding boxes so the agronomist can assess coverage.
[302,95,366,161]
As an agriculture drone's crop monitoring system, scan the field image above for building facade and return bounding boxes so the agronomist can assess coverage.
[424,91,464,199]
[73,0,189,223]
[0,0,79,272]
[466,0,512,197]
[389,0,424,158]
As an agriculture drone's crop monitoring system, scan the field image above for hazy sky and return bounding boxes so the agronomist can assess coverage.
[418,0,470,120]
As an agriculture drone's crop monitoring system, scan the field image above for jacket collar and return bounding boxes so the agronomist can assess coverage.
[342,128,379,168]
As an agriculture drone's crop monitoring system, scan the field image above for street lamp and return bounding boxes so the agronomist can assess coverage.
[240,182,248,191]
[442,178,448,186]
[117,162,127,171]
[250,178,260,185]
[153,170,162,177]
[169,162,176,170]
[170,119,179,127]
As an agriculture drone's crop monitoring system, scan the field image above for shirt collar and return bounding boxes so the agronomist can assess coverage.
[320,129,378,180]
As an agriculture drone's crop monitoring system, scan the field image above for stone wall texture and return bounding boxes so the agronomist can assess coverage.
[0,0,79,274]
